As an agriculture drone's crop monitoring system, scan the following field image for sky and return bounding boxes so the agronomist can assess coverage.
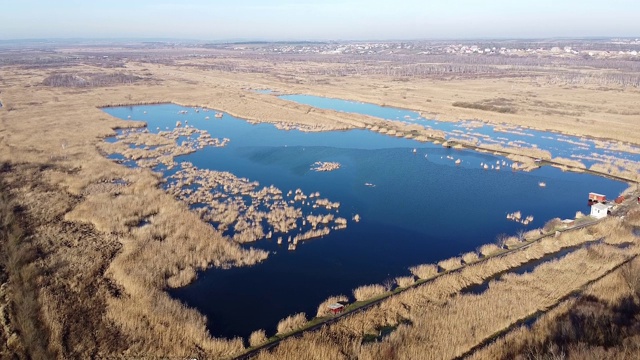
[0,0,638,41]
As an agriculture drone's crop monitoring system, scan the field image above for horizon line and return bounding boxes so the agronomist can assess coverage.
[0,35,638,44]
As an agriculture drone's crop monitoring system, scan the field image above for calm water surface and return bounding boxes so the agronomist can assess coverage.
[102,104,628,340]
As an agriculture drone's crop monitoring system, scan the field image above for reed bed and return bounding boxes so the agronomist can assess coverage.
[478,243,501,257]
[438,256,463,271]
[409,263,438,279]
[276,313,308,335]
[461,251,480,264]
[316,295,349,317]
[551,156,587,169]
[248,329,268,348]
[395,276,416,288]
[501,236,522,249]
[353,284,387,302]
[469,257,640,360]
[625,208,640,227]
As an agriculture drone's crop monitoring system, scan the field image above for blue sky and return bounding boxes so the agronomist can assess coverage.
[1,0,638,40]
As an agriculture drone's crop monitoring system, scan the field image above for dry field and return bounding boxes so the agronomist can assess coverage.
[0,43,639,359]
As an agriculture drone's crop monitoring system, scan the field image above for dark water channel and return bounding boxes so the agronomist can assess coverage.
[102,104,628,340]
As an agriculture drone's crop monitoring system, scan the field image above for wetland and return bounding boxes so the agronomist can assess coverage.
[102,102,628,339]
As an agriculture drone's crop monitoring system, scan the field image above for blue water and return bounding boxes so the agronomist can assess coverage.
[279,94,640,167]
[102,103,628,341]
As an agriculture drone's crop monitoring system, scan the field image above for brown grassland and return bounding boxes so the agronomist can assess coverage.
[1,43,640,359]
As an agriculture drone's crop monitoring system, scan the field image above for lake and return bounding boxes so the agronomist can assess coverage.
[102,103,628,340]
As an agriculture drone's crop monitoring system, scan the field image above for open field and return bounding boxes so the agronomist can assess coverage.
[1,40,640,358]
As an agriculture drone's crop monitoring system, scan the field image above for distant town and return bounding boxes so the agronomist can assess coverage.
[214,38,640,58]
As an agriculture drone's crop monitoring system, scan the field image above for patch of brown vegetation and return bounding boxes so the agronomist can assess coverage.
[1,164,123,359]
[470,257,640,360]
[42,71,143,88]
[452,98,517,114]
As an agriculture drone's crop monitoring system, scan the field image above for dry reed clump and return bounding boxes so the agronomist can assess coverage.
[551,156,587,169]
[470,257,640,360]
[502,236,522,249]
[478,243,502,257]
[353,284,387,301]
[409,264,438,279]
[395,276,416,288]
[625,208,640,227]
[0,178,53,359]
[452,100,517,114]
[276,313,308,335]
[249,329,268,348]
[364,244,635,359]
[590,160,640,182]
[316,295,349,317]
[254,326,350,360]
[438,256,463,271]
[543,217,563,232]
[461,251,480,264]
[592,217,639,246]
[409,263,438,279]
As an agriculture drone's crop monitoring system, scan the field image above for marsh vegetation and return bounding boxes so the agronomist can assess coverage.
[1,39,640,359]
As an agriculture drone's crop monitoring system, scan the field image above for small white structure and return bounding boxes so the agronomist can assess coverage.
[590,203,611,219]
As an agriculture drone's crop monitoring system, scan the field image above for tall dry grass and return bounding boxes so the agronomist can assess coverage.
[276,313,308,335]
[438,256,462,271]
[478,243,501,257]
[249,329,268,348]
[461,251,480,264]
[353,284,387,302]
[395,276,416,288]
[470,257,640,360]
[0,176,53,359]
[409,263,438,279]
[316,295,349,317]
[625,208,640,227]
